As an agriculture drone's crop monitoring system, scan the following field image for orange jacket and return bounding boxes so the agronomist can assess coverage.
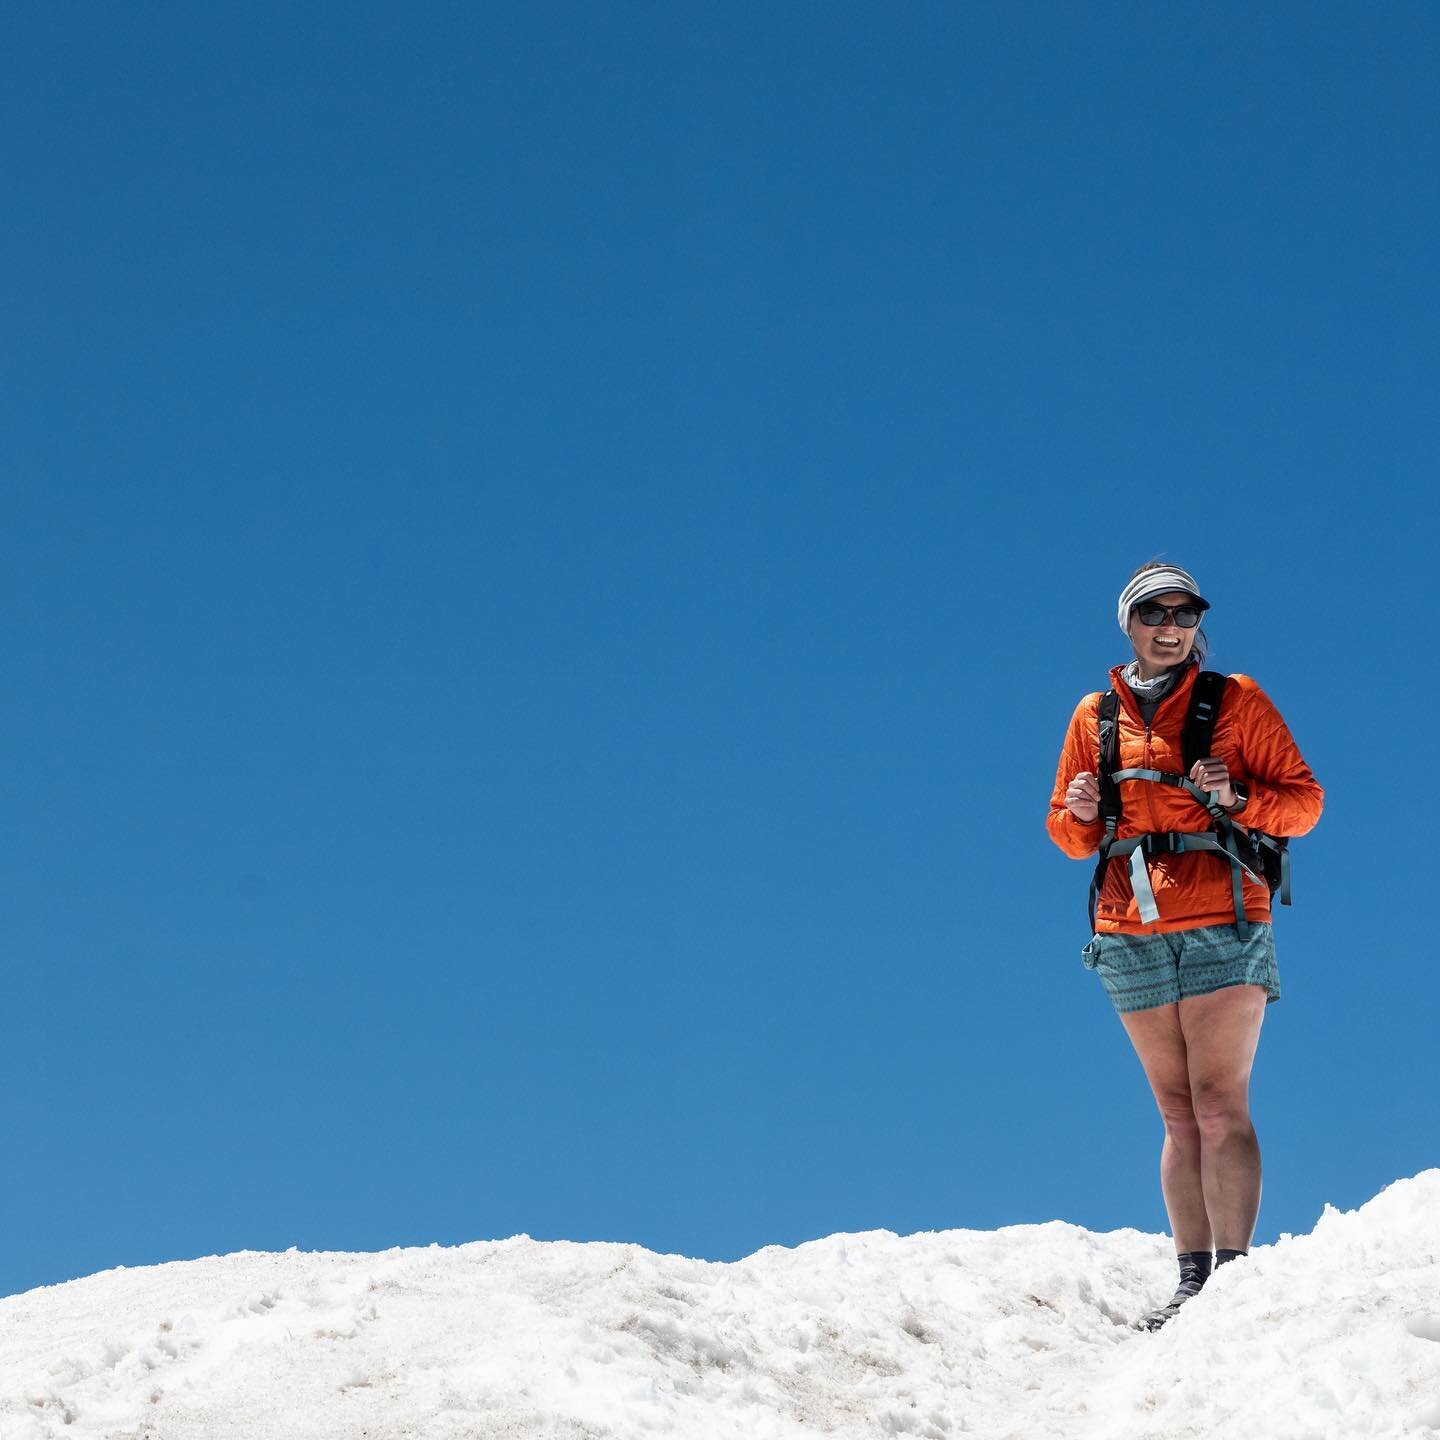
[1048,663,1324,934]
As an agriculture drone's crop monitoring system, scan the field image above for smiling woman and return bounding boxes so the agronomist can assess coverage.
[1046,561,1324,1333]
[1117,564,1211,678]
[1131,596,1204,667]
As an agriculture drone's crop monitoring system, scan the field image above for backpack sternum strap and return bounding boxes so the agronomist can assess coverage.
[1110,766,1226,815]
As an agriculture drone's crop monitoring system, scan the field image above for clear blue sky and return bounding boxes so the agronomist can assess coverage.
[3,3,1435,1297]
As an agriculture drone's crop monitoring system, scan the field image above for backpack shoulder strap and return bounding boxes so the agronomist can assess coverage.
[1088,689,1124,932]
[1096,690,1122,829]
[1181,671,1228,772]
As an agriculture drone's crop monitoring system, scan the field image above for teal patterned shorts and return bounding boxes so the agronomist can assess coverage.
[1081,923,1280,1014]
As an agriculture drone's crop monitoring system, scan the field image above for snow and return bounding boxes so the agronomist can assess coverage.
[2,1172,1437,1439]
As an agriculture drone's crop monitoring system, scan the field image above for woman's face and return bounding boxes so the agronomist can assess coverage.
[1127,590,1200,672]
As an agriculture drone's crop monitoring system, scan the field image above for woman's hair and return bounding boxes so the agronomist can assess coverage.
[1126,559,1209,665]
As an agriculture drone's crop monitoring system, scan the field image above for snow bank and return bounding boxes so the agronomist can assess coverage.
[1,1171,1437,1439]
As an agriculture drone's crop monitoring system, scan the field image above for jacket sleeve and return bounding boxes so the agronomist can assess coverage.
[1047,694,1106,858]
[1230,676,1324,837]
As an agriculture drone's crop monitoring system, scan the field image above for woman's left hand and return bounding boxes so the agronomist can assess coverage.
[1190,757,1236,807]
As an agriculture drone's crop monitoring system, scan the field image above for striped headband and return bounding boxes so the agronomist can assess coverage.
[1116,566,1211,635]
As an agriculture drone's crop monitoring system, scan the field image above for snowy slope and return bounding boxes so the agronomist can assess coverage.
[1,1172,1437,1440]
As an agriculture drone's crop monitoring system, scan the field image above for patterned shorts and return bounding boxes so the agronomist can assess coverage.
[1081,922,1281,1014]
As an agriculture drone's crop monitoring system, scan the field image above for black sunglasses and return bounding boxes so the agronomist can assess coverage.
[1135,602,1203,629]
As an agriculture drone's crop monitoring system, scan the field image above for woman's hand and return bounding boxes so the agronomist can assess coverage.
[1065,771,1101,823]
[1190,757,1236,807]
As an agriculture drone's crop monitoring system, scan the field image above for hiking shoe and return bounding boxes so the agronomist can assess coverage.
[1137,1251,1213,1331]
[1138,1274,1206,1332]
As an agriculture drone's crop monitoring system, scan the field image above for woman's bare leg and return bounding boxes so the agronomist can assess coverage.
[1118,1001,1211,1253]
[1178,983,1268,1251]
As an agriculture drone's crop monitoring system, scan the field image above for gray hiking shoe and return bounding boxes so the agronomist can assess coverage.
[1139,1277,1204,1331]
[1138,1251,1213,1331]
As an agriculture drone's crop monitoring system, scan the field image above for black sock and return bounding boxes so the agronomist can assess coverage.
[1215,1247,1247,1267]
[1175,1249,1213,1297]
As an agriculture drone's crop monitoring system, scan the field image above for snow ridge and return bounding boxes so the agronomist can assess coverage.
[2,1172,1437,1439]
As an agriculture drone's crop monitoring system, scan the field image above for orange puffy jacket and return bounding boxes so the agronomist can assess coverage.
[1048,663,1324,934]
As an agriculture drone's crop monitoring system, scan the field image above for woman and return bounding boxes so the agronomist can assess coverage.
[1047,562,1323,1331]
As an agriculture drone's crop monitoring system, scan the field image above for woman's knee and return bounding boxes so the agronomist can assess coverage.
[1153,1087,1201,1139]
[1190,1079,1252,1140]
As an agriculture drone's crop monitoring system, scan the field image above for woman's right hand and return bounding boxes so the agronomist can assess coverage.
[1065,771,1101,823]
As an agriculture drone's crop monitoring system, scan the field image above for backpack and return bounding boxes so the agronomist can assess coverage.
[1088,671,1292,937]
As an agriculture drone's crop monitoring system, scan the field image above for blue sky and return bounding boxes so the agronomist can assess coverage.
[2,2,1436,1297]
